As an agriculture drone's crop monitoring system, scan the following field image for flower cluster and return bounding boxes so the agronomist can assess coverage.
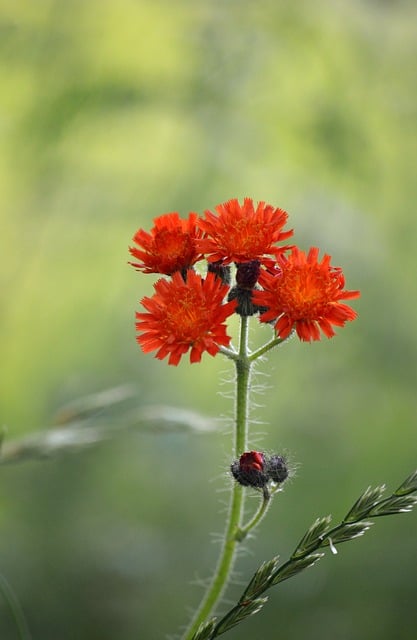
[230,451,289,489]
[129,198,360,364]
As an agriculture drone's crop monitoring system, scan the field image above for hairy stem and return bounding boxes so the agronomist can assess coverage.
[182,317,252,640]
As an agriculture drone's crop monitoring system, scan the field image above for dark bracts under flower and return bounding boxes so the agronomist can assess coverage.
[253,247,360,342]
[196,198,293,265]
[228,261,268,317]
[207,260,232,285]
[228,286,268,317]
[129,212,203,275]
[135,270,236,366]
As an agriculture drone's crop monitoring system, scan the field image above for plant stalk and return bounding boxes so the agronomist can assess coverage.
[182,317,251,640]
[235,488,272,542]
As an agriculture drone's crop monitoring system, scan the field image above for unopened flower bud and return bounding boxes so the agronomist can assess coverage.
[231,451,268,488]
[266,455,288,484]
[235,261,261,289]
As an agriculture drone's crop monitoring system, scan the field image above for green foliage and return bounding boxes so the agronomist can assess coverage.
[192,619,218,640]
[292,515,332,557]
[394,470,417,496]
[211,597,268,636]
[344,485,386,522]
[270,553,325,585]
[203,471,417,639]
[239,557,279,601]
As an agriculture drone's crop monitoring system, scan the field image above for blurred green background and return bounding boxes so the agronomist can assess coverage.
[1,0,416,639]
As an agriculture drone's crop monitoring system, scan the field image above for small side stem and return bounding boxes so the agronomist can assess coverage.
[182,317,252,640]
[218,345,238,360]
[249,331,294,362]
[235,488,272,542]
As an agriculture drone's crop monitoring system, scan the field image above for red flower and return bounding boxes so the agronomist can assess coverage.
[129,212,203,275]
[135,271,236,365]
[196,198,293,265]
[254,247,360,342]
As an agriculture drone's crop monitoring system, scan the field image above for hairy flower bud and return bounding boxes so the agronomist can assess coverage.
[235,260,261,289]
[231,451,268,488]
[266,455,288,484]
[231,451,289,489]
[228,261,269,317]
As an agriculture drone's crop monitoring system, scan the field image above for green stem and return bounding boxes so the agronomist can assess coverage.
[235,315,251,455]
[182,317,252,640]
[0,573,32,640]
[248,330,294,362]
[218,345,238,360]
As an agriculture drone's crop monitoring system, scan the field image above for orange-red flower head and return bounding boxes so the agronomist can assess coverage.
[253,247,360,342]
[129,212,203,275]
[196,198,293,265]
[135,270,236,365]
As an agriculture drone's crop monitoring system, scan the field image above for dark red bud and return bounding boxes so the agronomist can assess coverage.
[231,451,290,489]
[240,451,264,472]
[231,451,268,488]
[235,260,261,289]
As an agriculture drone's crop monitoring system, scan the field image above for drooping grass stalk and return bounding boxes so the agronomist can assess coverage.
[182,317,252,640]
[0,573,32,640]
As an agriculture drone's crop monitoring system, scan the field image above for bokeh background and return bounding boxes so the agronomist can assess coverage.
[1,1,416,639]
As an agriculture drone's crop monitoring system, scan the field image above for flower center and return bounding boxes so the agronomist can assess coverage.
[154,229,191,258]
[165,290,208,341]
[279,267,335,318]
